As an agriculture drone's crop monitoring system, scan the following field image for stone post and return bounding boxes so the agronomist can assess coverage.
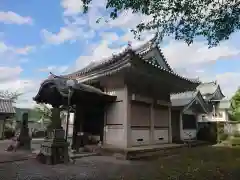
[71,104,85,152]
[17,112,31,150]
[37,106,69,165]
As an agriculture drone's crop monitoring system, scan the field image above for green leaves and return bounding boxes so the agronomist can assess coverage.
[230,88,240,121]
[81,0,240,47]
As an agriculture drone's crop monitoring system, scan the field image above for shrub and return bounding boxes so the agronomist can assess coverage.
[4,129,15,139]
[219,133,228,141]
[230,137,240,146]
[233,130,240,137]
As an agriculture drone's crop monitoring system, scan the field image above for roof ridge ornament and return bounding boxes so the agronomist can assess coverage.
[49,72,63,79]
[127,41,132,48]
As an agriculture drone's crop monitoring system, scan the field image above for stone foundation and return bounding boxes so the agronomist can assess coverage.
[37,129,69,165]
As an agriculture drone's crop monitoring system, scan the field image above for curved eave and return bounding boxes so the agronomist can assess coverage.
[209,85,225,101]
[181,91,209,114]
[143,58,201,86]
[33,77,117,106]
[33,78,65,105]
[63,48,133,79]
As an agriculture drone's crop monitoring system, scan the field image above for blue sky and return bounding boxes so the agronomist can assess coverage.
[0,0,240,108]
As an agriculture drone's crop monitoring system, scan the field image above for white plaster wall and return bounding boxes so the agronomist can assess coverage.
[131,129,150,146]
[106,88,126,125]
[198,110,229,122]
[154,129,169,143]
[104,86,128,147]
[105,126,125,146]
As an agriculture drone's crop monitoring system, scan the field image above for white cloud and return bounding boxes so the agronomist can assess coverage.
[41,26,95,45]
[0,66,40,108]
[108,11,152,30]
[159,39,240,98]
[14,46,35,55]
[100,32,119,44]
[61,0,84,16]
[0,66,23,82]
[216,72,240,98]
[0,11,33,25]
[0,41,9,53]
[38,65,69,74]
[162,40,240,68]
[41,27,79,45]
[75,40,126,70]
[0,41,35,56]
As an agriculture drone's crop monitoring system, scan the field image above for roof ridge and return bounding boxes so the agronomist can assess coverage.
[200,81,217,85]
[64,35,158,79]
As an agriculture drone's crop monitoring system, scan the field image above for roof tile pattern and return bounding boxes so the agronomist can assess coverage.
[64,34,200,84]
[0,98,15,114]
[197,81,218,95]
[171,91,198,107]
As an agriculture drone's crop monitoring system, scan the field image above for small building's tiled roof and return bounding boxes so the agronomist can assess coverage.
[197,81,218,95]
[0,98,15,114]
[197,81,225,101]
[171,91,209,113]
[171,91,198,107]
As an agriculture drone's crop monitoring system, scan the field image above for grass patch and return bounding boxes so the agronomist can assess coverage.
[133,146,240,179]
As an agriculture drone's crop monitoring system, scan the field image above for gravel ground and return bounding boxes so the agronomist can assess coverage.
[1,143,240,180]
[0,156,147,180]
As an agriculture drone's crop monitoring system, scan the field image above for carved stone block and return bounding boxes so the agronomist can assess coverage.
[37,129,69,165]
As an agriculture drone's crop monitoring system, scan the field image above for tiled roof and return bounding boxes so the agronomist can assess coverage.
[171,91,209,113]
[63,34,200,84]
[33,75,117,104]
[197,81,218,95]
[197,81,225,100]
[171,91,198,107]
[0,98,15,114]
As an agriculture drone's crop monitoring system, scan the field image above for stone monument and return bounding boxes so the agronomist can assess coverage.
[17,112,31,150]
[37,107,69,165]
[6,112,31,151]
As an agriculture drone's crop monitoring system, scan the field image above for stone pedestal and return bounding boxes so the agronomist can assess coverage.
[37,129,69,165]
[17,127,31,150]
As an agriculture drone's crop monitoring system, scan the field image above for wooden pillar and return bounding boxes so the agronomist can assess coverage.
[51,107,61,129]
[150,103,154,144]
[71,104,85,150]
[180,111,183,141]
[168,106,172,143]
[124,86,131,148]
